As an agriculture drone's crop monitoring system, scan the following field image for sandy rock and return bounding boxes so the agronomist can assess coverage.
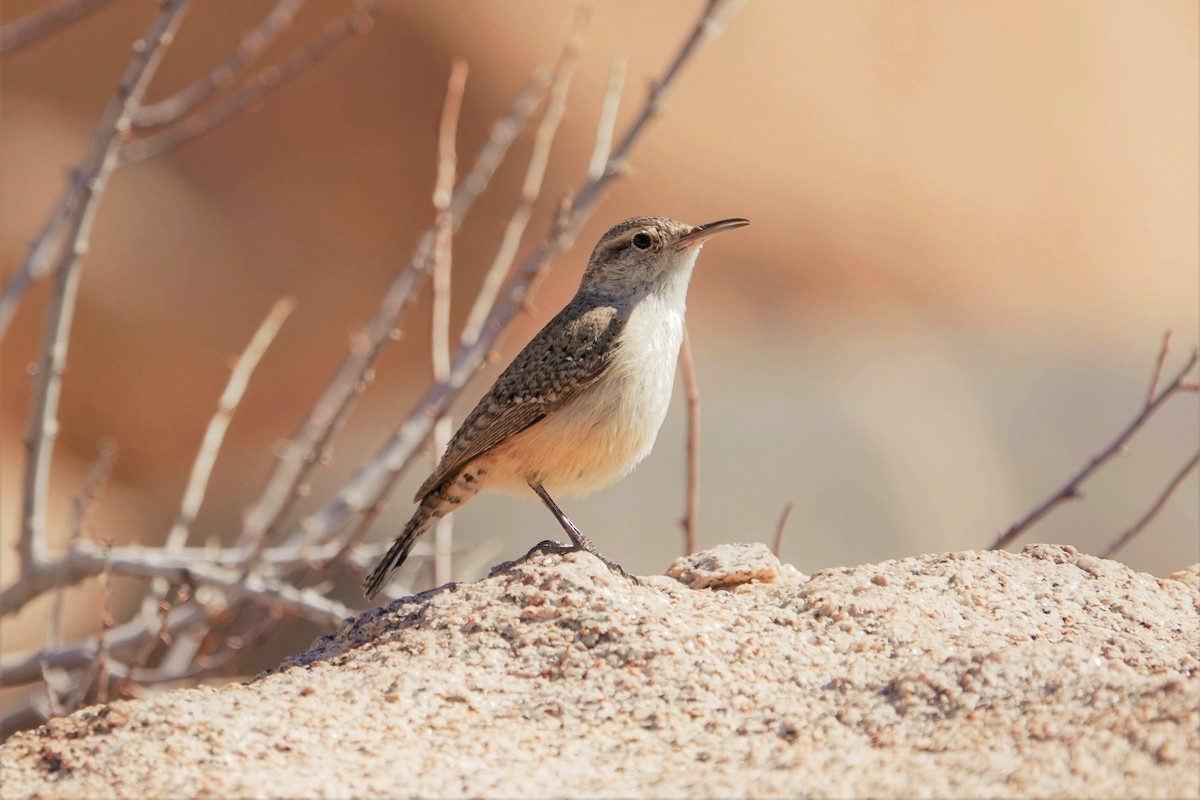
[665,541,794,588]
[1,544,1196,799]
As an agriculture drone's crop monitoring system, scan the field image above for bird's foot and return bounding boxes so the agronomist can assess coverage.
[524,539,574,558]
[520,538,639,584]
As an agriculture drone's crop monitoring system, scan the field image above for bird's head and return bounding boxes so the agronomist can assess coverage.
[579,216,748,300]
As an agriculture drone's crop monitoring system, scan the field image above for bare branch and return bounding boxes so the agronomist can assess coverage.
[129,298,294,633]
[93,541,115,705]
[132,0,307,128]
[678,327,700,555]
[40,440,115,716]
[990,340,1200,551]
[68,439,119,542]
[587,54,627,181]
[17,0,193,573]
[299,0,744,548]
[0,0,112,57]
[2,604,207,688]
[772,501,794,557]
[459,11,588,345]
[1145,330,1172,407]
[570,0,742,217]
[431,59,468,586]
[169,299,295,552]
[118,0,388,164]
[0,540,349,626]
[1101,451,1200,559]
[236,70,551,564]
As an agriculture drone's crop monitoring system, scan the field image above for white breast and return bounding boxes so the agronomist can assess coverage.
[482,268,692,499]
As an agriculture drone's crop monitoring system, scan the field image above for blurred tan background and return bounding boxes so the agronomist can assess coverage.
[2,0,1197,631]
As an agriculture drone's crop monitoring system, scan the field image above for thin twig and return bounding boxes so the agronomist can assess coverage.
[169,299,295,552]
[17,0,192,574]
[1,537,422,620]
[587,54,627,181]
[93,540,115,705]
[679,327,700,555]
[569,0,742,216]
[1101,451,1200,559]
[2,604,207,688]
[68,439,119,543]
[299,0,744,549]
[0,0,112,57]
[132,0,307,128]
[431,59,468,586]
[236,69,551,566]
[40,441,116,716]
[0,540,349,626]
[0,190,66,337]
[138,298,293,626]
[990,340,1199,550]
[1146,330,1172,407]
[0,1,382,334]
[118,0,388,164]
[459,11,588,345]
[772,501,794,557]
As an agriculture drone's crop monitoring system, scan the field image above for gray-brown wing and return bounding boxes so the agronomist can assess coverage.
[415,299,628,500]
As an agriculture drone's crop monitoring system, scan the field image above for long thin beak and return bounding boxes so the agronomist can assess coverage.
[676,217,750,249]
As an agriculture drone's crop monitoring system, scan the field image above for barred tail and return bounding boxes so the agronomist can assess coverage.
[362,495,445,600]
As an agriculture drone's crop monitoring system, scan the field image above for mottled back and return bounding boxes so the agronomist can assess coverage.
[416,298,630,500]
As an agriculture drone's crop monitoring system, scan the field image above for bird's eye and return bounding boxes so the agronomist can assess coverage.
[632,232,653,250]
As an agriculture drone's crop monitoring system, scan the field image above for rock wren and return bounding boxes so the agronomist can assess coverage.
[363,215,748,598]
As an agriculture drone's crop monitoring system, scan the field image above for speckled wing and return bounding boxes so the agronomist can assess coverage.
[415,299,629,500]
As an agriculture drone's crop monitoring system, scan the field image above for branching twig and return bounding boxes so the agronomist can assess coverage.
[0,1,391,333]
[587,54,627,182]
[17,0,192,574]
[237,71,551,563]
[40,440,116,716]
[1145,331,1174,405]
[679,327,700,555]
[1101,451,1200,559]
[0,0,112,57]
[297,0,744,549]
[93,540,115,705]
[169,299,295,553]
[2,604,207,688]
[459,11,588,345]
[118,0,389,164]
[67,439,119,542]
[569,0,742,216]
[132,0,307,128]
[135,299,293,628]
[431,59,468,586]
[0,540,349,626]
[990,336,1200,550]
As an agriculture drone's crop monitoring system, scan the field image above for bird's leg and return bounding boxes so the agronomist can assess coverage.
[528,482,636,582]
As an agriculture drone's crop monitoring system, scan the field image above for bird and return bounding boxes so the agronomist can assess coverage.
[363,215,749,598]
